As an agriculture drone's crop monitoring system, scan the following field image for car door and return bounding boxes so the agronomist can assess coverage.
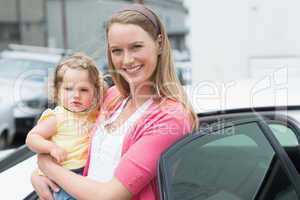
[257,113,300,199]
[158,117,300,200]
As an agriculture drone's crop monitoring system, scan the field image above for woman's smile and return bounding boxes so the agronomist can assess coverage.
[122,64,143,74]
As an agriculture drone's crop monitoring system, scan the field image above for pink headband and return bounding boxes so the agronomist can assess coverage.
[113,4,160,35]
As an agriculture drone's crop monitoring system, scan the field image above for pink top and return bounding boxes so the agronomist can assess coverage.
[83,86,192,200]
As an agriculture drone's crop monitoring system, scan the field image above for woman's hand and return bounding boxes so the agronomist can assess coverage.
[31,169,59,200]
[37,154,59,176]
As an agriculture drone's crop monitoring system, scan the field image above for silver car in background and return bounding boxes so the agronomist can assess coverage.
[0,44,65,141]
[0,101,15,149]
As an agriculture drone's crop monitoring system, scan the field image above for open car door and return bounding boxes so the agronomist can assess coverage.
[158,117,300,200]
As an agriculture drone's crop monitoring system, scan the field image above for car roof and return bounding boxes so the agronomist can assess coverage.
[0,50,62,63]
[185,78,300,114]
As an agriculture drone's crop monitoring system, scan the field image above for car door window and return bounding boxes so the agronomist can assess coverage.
[268,123,299,147]
[260,122,300,200]
[159,121,276,200]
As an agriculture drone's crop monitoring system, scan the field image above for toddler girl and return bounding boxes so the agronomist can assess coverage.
[26,52,104,200]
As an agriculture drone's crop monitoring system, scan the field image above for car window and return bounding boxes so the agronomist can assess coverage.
[0,58,54,82]
[204,134,258,147]
[266,123,300,200]
[160,121,275,200]
[268,123,299,147]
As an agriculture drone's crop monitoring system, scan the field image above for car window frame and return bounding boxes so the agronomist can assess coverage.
[198,109,300,150]
[158,117,300,200]
[263,113,300,144]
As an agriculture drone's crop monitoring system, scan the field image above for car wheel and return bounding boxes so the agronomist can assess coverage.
[0,131,7,150]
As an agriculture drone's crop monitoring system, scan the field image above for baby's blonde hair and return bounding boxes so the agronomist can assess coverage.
[51,52,105,109]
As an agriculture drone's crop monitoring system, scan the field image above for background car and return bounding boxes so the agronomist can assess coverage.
[173,49,192,86]
[175,60,192,85]
[0,44,66,138]
[1,79,300,199]
[96,58,114,87]
[0,148,16,160]
[0,103,15,149]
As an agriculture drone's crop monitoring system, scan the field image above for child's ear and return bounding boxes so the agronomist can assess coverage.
[156,34,163,55]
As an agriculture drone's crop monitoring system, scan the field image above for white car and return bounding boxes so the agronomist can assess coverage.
[175,60,192,85]
[0,102,15,149]
[173,49,192,85]
[0,148,16,160]
[0,47,63,138]
[1,78,300,199]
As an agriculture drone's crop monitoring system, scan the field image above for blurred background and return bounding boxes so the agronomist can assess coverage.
[0,0,192,154]
[0,0,300,154]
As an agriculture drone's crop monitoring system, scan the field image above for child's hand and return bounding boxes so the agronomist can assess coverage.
[49,145,68,163]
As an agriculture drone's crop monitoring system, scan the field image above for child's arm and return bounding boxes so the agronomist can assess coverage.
[25,115,67,163]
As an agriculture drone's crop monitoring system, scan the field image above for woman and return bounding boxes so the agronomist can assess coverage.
[32,3,198,200]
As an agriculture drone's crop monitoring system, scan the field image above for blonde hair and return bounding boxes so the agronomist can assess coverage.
[51,52,105,110]
[105,6,198,130]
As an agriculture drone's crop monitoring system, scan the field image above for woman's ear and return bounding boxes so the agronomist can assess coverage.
[156,34,163,55]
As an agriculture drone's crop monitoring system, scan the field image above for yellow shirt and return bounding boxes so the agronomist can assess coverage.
[38,106,97,170]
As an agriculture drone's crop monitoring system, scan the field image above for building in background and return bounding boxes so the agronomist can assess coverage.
[0,0,189,60]
[46,0,188,58]
[0,0,47,50]
[185,0,300,83]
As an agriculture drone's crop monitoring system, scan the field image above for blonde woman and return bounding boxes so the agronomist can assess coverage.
[31,4,197,200]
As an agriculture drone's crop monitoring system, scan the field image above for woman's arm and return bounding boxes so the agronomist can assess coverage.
[26,116,67,163]
[115,107,192,194]
[37,154,132,200]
